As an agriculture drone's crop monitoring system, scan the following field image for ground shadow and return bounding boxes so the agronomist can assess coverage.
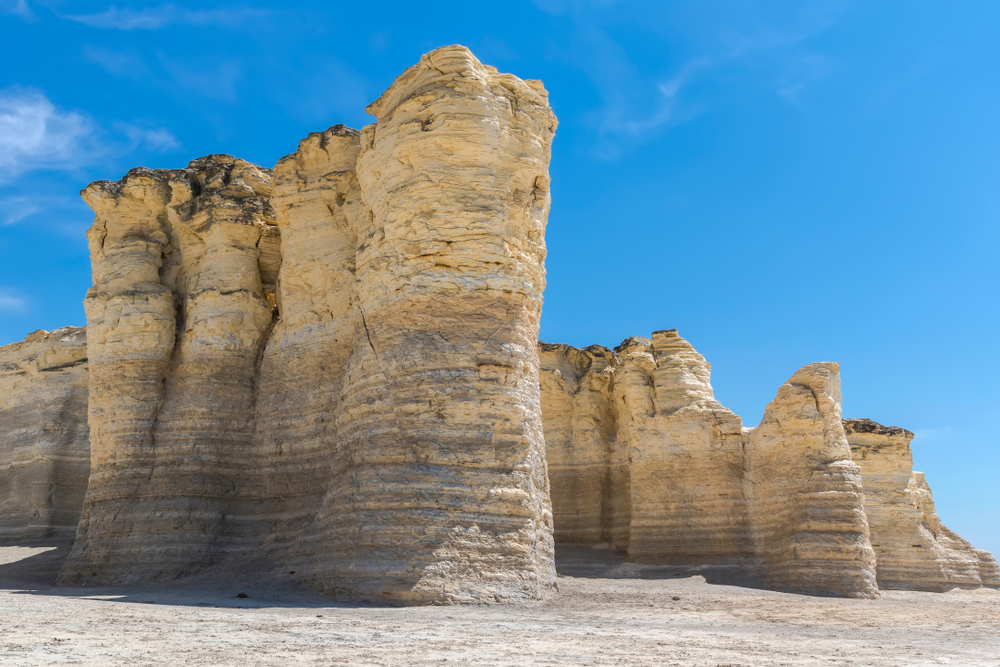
[0,539,369,609]
[555,543,771,591]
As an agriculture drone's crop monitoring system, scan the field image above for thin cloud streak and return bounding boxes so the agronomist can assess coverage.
[0,292,26,312]
[0,196,39,225]
[0,87,179,181]
[535,1,841,159]
[63,3,269,31]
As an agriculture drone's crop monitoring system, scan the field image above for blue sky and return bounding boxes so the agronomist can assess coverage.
[2,0,998,557]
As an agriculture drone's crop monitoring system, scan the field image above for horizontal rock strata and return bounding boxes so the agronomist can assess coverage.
[744,364,878,597]
[51,45,558,603]
[540,331,880,597]
[61,155,278,583]
[1,45,995,602]
[845,418,1000,590]
[0,327,90,541]
[304,45,557,603]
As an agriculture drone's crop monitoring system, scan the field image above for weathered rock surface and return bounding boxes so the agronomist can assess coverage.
[744,364,878,597]
[540,332,881,597]
[0,327,90,541]
[538,343,617,544]
[613,332,751,563]
[298,45,557,603]
[62,155,278,583]
[845,418,1000,590]
[1,45,995,602]
[54,45,558,603]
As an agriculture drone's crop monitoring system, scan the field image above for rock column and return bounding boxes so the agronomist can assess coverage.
[305,45,559,602]
[62,157,277,583]
[744,363,879,597]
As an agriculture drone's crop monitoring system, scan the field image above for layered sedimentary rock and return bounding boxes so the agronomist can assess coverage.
[538,343,617,544]
[55,45,558,603]
[0,327,90,541]
[295,46,558,603]
[613,332,751,562]
[62,156,278,583]
[744,365,878,597]
[845,418,1000,590]
[540,331,880,597]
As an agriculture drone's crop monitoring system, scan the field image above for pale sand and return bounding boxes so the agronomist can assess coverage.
[2,542,998,666]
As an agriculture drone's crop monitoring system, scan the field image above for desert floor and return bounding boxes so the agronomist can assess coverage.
[1,541,998,666]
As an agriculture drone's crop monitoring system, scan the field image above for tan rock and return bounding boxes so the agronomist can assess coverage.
[0,327,89,541]
[612,331,750,562]
[252,125,367,566]
[538,343,617,544]
[54,46,558,603]
[845,418,1000,590]
[541,333,880,597]
[743,363,878,597]
[298,45,558,603]
[62,156,277,583]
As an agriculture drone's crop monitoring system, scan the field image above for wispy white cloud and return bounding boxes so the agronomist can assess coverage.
[0,89,94,180]
[0,0,33,21]
[63,3,268,31]
[0,195,40,225]
[0,87,179,182]
[534,1,842,159]
[0,291,26,312]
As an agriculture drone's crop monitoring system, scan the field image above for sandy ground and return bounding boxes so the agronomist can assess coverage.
[1,542,998,666]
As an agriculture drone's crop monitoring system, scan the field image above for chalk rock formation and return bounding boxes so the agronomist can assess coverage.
[538,343,618,544]
[845,418,1000,590]
[55,45,558,603]
[744,364,878,597]
[0,327,90,541]
[62,155,278,583]
[540,332,880,597]
[295,45,557,603]
[612,332,751,561]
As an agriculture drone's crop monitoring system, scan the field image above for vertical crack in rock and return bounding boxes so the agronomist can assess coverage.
[845,418,1000,590]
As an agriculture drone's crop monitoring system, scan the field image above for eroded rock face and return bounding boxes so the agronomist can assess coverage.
[613,332,751,562]
[0,327,89,541]
[54,46,558,603]
[540,332,880,597]
[538,343,617,544]
[845,418,1000,590]
[744,364,878,597]
[62,156,278,583]
[300,45,557,603]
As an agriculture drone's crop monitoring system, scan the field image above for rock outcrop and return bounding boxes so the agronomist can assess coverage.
[56,45,558,603]
[541,331,880,597]
[845,418,1000,590]
[538,343,617,544]
[613,332,752,563]
[744,364,878,597]
[0,327,90,541]
[1,45,995,602]
[295,46,558,603]
[62,155,278,583]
